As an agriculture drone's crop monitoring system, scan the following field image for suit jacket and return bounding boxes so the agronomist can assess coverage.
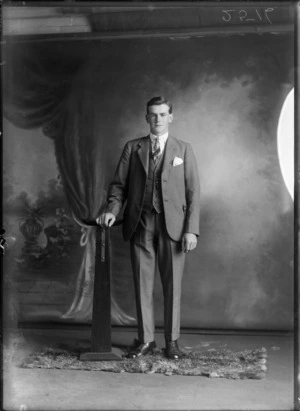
[106,135,200,242]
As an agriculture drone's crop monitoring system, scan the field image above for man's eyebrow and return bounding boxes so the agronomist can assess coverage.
[149,111,169,116]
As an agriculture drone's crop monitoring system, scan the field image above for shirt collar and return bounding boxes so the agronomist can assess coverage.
[149,132,169,143]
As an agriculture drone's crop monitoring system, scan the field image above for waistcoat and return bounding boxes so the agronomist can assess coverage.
[142,147,165,213]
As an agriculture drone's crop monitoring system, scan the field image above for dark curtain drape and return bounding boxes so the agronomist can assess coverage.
[4,41,134,324]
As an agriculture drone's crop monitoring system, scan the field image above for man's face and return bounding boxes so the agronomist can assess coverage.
[146,104,173,136]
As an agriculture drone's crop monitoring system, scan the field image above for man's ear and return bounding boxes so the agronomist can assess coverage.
[168,114,174,123]
[145,114,150,124]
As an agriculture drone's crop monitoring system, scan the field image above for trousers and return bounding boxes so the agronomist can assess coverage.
[130,211,186,343]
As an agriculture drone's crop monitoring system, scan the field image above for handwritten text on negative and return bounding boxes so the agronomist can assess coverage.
[222,8,275,25]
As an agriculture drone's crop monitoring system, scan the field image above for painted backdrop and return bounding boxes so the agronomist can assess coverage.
[3,33,294,330]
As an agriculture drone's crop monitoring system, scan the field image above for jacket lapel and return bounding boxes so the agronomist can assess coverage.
[137,136,149,174]
[162,136,176,178]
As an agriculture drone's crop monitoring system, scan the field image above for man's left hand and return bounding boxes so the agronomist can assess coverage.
[181,233,197,253]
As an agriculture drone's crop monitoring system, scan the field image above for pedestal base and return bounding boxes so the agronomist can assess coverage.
[80,347,123,361]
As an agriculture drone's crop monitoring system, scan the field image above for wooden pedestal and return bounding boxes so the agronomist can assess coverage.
[80,226,122,361]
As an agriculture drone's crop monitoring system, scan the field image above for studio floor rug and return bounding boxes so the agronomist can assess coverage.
[20,344,267,379]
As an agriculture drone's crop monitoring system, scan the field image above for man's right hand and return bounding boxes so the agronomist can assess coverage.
[96,212,116,228]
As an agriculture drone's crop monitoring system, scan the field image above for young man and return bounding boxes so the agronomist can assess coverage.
[97,96,200,359]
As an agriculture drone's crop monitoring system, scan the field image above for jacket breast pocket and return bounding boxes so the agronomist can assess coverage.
[173,163,184,169]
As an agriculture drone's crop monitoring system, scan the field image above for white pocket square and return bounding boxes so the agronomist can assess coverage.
[173,156,183,166]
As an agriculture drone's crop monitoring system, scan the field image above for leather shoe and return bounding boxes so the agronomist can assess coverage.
[165,340,185,360]
[127,340,156,358]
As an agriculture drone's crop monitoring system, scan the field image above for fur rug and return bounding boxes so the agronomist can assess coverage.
[20,344,267,379]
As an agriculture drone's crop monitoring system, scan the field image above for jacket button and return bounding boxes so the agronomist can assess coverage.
[164,199,168,202]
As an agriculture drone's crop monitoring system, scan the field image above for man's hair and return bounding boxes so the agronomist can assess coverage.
[146,96,173,114]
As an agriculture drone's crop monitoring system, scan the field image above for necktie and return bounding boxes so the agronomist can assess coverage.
[152,137,160,162]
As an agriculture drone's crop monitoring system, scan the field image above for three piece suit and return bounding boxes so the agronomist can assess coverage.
[106,134,200,343]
